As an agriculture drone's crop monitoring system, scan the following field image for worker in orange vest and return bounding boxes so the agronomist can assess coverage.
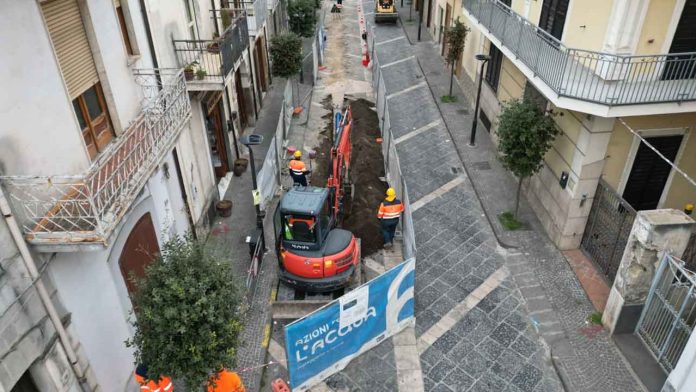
[377,188,404,249]
[134,364,174,392]
[288,150,310,186]
[206,369,246,392]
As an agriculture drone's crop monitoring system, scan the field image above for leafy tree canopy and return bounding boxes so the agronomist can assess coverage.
[288,0,317,37]
[270,33,304,78]
[126,236,243,388]
[497,98,559,179]
[445,19,470,66]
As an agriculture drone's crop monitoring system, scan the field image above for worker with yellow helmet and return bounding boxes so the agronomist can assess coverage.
[377,188,404,249]
[289,150,310,186]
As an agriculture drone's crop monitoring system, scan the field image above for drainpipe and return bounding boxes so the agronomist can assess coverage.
[0,191,89,392]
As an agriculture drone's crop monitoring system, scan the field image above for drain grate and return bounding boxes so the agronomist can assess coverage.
[457,109,469,115]
[451,167,463,174]
[471,161,491,171]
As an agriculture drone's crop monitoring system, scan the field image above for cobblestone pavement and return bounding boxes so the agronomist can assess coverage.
[363,8,564,391]
[395,9,644,392]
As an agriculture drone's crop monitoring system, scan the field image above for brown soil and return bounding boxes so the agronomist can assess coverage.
[311,98,387,257]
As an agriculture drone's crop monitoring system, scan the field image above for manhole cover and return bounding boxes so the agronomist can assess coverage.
[471,161,491,171]
[457,109,469,115]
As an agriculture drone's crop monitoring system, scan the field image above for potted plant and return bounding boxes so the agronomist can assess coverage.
[196,68,207,80]
[208,32,221,53]
[184,64,195,80]
[233,158,248,176]
[216,199,233,217]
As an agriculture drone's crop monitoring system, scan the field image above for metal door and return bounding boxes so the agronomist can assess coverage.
[581,179,636,282]
[636,254,696,372]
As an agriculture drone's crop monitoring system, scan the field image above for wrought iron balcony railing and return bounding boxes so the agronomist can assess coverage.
[463,0,696,106]
[174,14,249,88]
[0,70,191,247]
[228,0,267,36]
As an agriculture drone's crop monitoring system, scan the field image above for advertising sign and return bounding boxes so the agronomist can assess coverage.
[284,258,415,391]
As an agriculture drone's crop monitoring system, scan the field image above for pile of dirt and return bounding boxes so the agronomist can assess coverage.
[311,98,387,257]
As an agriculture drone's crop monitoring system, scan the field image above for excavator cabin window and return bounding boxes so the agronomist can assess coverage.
[282,198,332,244]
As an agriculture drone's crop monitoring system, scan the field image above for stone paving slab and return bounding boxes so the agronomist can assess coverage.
[396,7,645,392]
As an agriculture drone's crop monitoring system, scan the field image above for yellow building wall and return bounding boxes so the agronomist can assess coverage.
[543,108,588,186]
[561,0,613,51]
[496,57,526,102]
[602,113,696,210]
[635,0,677,56]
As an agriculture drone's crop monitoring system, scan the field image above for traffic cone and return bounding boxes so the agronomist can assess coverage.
[271,379,291,392]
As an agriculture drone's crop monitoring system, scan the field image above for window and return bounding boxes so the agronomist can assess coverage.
[183,0,197,40]
[115,3,134,55]
[72,83,115,160]
[11,371,39,392]
[484,43,503,92]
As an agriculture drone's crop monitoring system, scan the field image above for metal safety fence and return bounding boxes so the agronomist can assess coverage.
[370,38,417,260]
[581,179,636,282]
[463,0,696,106]
[636,253,696,372]
[257,80,293,210]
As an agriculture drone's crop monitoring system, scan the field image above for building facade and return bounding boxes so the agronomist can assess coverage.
[0,0,281,390]
[420,0,696,389]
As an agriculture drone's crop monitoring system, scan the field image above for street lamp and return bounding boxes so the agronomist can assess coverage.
[469,54,490,147]
[240,134,266,252]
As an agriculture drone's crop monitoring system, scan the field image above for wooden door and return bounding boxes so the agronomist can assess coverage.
[539,0,570,40]
[206,100,230,178]
[622,135,683,211]
[72,83,114,160]
[426,0,432,27]
[235,69,248,129]
[662,0,696,80]
[119,213,160,298]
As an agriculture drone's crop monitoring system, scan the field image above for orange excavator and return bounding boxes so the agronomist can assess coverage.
[273,106,359,292]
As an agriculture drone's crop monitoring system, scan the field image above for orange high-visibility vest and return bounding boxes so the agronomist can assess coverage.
[289,159,307,176]
[377,199,404,220]
[207,370,246,392]
[135,374,173,392]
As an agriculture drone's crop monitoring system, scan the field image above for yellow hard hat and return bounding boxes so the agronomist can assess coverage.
[294,150,302,158]
[386,188,396,197]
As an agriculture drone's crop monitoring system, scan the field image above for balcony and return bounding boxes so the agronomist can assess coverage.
[462,0,696,116]
[0,70,191,250]
[233,0,267,37]
[174,14,249,91]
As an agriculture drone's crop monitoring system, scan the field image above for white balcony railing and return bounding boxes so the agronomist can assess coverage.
[464,0,696,106]
[0,70,191,246]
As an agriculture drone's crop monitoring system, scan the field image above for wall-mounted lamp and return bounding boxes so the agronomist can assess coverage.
[162,162,171,179]
[559,171,569,189]
[580,193,588,208]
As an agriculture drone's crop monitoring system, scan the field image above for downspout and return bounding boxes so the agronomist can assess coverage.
[247,44,259,119]
[0,191,89,392]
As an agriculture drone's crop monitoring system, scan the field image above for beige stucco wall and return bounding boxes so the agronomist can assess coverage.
[635,0,677,55]
[602,113,696,210]
[562,0,613,50]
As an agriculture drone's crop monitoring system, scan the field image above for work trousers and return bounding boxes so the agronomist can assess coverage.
[381,218,399,245]
[291,173,308,186]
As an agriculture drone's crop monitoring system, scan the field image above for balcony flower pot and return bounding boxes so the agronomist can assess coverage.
[216,200,233,217]
[233,158,248,176]
[196,69,207,80]
[207,42,221,54]
[184,67,194,80]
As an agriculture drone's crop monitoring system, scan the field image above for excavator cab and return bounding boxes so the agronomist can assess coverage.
[375,0,397,23]
[274,187,359,292]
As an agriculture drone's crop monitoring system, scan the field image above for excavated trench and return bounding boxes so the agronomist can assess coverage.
[310,98,387,257]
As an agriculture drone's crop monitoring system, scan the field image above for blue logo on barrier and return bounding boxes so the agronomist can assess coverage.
[284,258,415,391]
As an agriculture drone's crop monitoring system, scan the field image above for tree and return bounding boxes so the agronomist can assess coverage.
[445,19,470,98]
[270,33,303,78]
[126,236,243,388]
[288,0,317,37]
[497,98,559,218]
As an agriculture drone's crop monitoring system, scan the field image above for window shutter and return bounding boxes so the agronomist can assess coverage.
[41,0,99,99]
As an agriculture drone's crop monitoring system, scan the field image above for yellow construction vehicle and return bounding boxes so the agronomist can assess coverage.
[375,0,397,23]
